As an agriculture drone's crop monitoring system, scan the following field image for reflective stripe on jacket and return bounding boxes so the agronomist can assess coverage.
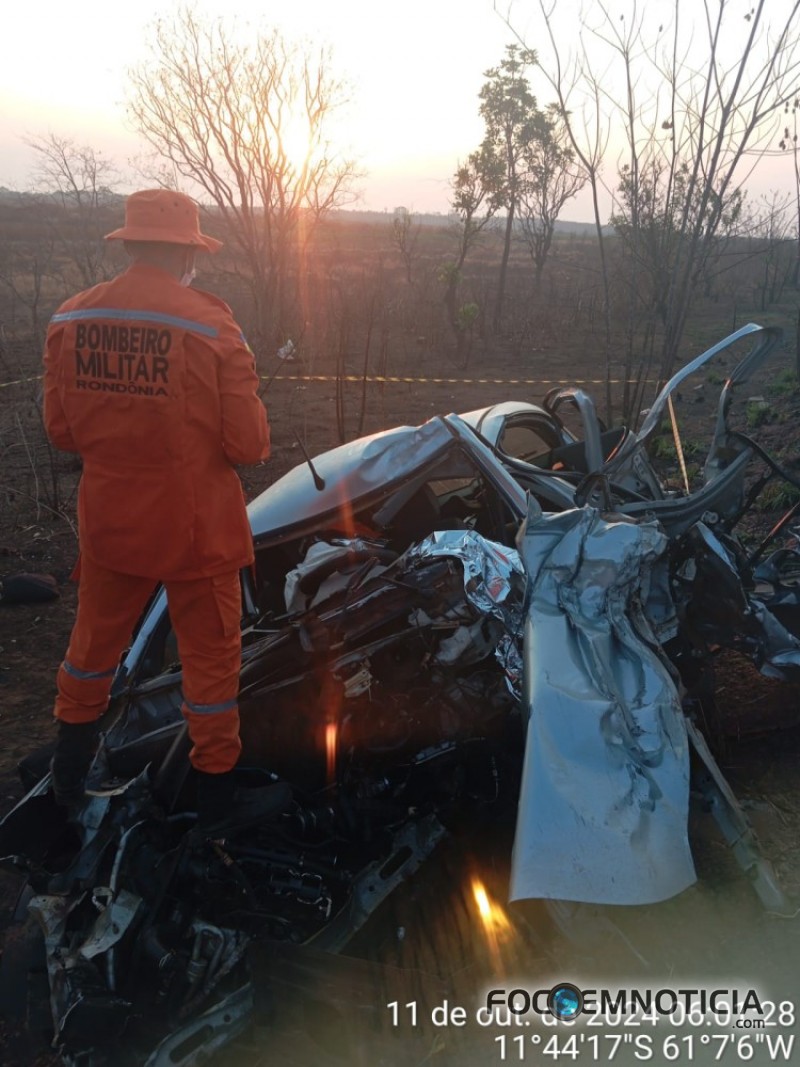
[43,263,269,580]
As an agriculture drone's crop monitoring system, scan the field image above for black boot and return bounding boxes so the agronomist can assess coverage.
[195,771,290,835]
[50,721,97,808]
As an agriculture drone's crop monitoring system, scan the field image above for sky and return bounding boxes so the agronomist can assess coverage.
[2,0,535,214]
[2,0,798,221]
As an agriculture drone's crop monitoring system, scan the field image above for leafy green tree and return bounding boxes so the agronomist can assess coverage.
[477,45,547,331]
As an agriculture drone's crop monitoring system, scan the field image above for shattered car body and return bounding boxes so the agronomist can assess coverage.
[2,323,800,1063]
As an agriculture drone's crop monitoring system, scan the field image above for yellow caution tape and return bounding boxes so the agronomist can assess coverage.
[269,374,656,385]
[1,373,658,390]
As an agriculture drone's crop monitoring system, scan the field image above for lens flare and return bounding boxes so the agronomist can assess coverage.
[471,878,512,936]
[325,721,338,783]
[470,877,512,974]
[474,881,492,921]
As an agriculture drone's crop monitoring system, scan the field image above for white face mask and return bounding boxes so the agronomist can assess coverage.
[180,252,197,287]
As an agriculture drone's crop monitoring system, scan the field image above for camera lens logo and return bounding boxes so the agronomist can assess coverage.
[548,984,583,1020]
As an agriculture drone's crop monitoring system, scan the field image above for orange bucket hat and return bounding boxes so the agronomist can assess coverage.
[105,189,222,253]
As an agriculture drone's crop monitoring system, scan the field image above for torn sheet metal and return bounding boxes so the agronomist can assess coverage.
[748,599,800,679]
[510,502,695,906]
[405,530,524,621]
[496,632,523,696]
[79,889,142,960]
[283,539,392,613]
[406,530,526,694]
[144,985,253,1067]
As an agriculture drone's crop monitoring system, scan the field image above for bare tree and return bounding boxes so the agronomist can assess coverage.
[25,133,119,289]
[443,149,500,363]
[518,106,587,291]
[0,216,59,341]
[598,0,800,386]
[777,97,800,289]
[449,149,501,275]
[128,6,360,352]
[778,98,800,373]
[735,191,794,311]
[392,207,420,287]
[518,4,614,418]
[501,0,800,419]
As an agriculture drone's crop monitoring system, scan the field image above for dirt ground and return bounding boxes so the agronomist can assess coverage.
[1,334,800,1065]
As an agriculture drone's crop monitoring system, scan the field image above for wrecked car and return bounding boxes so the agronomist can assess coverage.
[1,322,800,1064]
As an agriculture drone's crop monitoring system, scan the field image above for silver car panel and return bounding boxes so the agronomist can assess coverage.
[511,501,695,905]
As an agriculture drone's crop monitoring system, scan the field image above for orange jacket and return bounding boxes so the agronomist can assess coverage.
[44,263,269,580]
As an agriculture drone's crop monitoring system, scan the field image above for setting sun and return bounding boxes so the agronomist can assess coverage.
[279,114,315,173]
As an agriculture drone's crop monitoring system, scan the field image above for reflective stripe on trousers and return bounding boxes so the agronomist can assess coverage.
[55,556,243,773]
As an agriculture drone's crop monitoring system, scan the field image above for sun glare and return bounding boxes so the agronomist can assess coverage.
[278,113,315,173]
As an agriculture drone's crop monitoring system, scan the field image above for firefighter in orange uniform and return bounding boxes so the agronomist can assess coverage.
[44,189,275,828]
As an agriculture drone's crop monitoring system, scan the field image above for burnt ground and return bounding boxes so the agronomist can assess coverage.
[1,344,800,1065]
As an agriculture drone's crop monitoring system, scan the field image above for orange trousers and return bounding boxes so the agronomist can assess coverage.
[54,556,243,774]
